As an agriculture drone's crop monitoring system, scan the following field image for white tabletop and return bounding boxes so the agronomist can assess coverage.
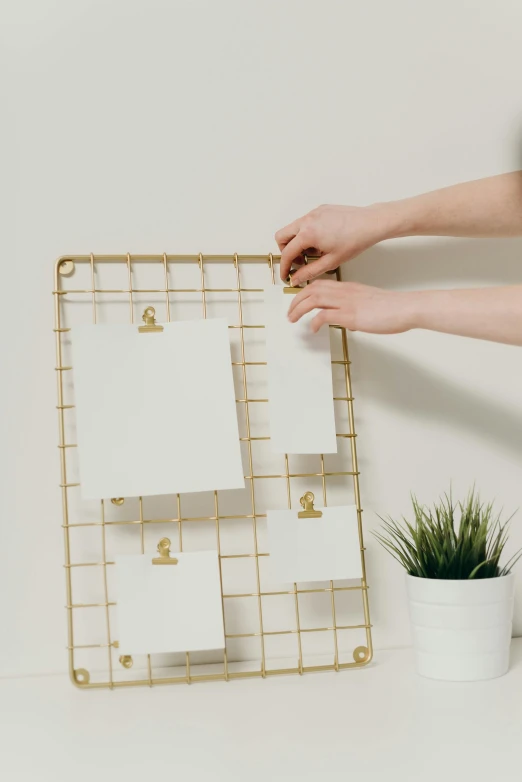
[2,641,521,781]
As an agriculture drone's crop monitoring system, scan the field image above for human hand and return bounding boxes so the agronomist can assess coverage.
[287,279,417,334]
[275,203,396,285]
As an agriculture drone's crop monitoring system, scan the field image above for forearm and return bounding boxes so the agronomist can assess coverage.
[408,286,522,346]
[381,172,522,240]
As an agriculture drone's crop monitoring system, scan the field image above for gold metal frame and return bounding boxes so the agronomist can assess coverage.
[54,253,373,689]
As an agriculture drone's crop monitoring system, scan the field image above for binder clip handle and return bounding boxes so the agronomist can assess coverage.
[138,306,164,333]
[152,537,178,565]
[283,275,302,294]
[297,491,322,519]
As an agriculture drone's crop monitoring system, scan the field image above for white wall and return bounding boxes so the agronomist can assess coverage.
[3,0,522,677]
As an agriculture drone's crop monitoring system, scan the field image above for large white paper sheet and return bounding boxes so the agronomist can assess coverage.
[267,505,362,583]
[115,550,225,655]
[263,286,337,454]
[72,318,244,499]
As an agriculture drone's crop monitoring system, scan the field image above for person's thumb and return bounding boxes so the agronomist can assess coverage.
[290,254,336,285]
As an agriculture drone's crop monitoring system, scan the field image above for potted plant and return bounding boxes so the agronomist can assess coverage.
[374,489,520,681]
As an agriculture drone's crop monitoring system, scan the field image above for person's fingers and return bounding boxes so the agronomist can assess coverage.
[288,293,340,323]
[290,253,336,285]
[287,281,341,321]
[286,285,313,316]
[310,308,339,333]
[275,219,302,252]
[288,280,342,316]
[287,279,339,316]
[279,232,313,280]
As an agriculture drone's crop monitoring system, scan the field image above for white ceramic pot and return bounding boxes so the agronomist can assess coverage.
[406,573,515,681]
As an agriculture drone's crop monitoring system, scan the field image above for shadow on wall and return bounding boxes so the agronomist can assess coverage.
[339,236,522,459]
[344,236,522,289]
[350,340,522,460]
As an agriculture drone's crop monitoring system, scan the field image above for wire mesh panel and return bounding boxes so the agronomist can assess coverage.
[53,254,373,689]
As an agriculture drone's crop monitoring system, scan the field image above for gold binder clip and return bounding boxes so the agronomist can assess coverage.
[138,306,164,333]
[283,275,302,294]
[152,537,178,565]
[297,491,322,518]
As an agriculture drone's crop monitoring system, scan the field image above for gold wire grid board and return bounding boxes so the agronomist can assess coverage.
[54,253,373,689]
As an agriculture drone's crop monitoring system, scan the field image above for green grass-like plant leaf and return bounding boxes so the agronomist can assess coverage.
[373,488,521,580]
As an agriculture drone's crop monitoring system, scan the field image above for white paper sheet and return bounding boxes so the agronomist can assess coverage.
[263,286,337,454]
[72,318,244,499]
[267,505,362,583]
[115,550,225,655]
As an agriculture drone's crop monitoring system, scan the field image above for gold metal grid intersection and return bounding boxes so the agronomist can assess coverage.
[54,253,373,689]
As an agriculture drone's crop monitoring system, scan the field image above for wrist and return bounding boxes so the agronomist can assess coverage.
[400,290,431,331]
[367,199,419,241]
[406,289,451,332]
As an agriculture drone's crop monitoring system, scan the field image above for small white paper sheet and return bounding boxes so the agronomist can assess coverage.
[115,550,225,655]
[267,505,362,583]
[263,286,337,454]
[72,318,244,499]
